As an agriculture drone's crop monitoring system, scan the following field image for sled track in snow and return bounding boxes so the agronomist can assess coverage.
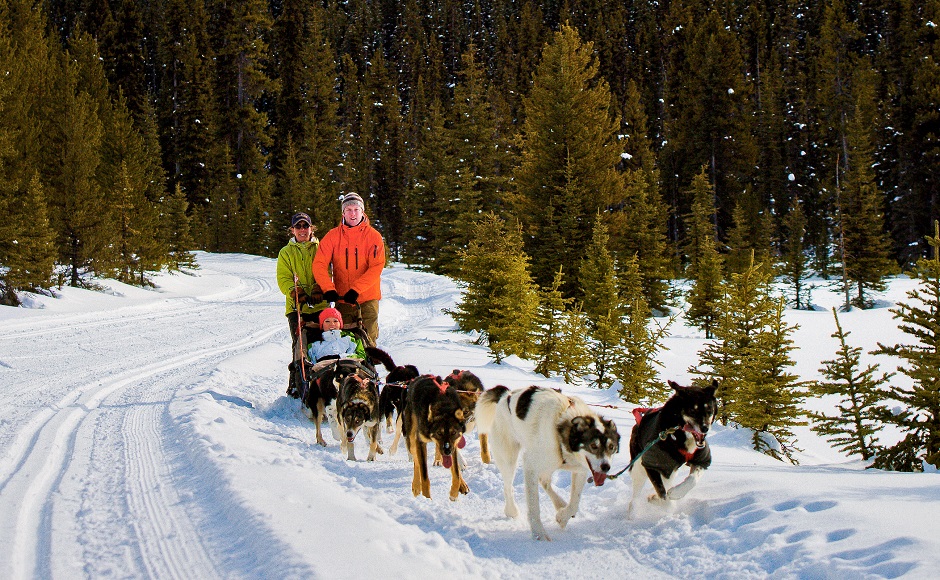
[0,323,282,579]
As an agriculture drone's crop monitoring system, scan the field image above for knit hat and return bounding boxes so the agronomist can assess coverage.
[319,307,343,328]
[291,212,312,227]
[340,192,364,211]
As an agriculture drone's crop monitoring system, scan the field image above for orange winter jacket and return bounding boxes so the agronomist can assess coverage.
[312,215,385,303]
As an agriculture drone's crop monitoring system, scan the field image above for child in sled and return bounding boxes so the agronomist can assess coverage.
[307,307,367,368]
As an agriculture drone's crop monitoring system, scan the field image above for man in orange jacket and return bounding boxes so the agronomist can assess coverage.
[313,192,385,344]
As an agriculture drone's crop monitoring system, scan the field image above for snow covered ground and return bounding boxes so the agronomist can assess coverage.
[0,252,937,579]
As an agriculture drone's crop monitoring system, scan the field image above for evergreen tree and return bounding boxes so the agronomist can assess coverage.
[533,266,589,379]
[873,221,940,471]
[448,213,538,364]
[614,254,672,405]
[781,196,811,309]
[838,65,897,308]
[695,255,787,443]
[513,24,623,292]
[162,183,196,270]
[810,308,893,461]
[725,189,774,275]
[686,234,724,340]
[740,296,806,462]
[0,174,56,303]
[579,218,628,389]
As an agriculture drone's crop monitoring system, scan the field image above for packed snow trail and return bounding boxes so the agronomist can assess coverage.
[0,252,938,579]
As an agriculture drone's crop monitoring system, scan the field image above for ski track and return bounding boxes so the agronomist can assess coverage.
[0,261,282,579]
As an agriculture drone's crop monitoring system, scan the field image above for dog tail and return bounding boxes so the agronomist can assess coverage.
[475,385,510,434]
[365,346,397,372]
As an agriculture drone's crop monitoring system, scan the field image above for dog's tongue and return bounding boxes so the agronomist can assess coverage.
[592,470,608,486]
[442,455,453,469]
[457,435,466,449]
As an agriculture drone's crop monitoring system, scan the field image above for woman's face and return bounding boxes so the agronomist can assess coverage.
[292,221,312,242]
[321,317,342,331]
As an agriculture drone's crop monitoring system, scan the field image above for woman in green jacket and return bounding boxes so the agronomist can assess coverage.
[276,212,326,397]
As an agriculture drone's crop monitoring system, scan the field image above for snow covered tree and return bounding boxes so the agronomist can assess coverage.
[873,221,940,471]
[810,308,893,461]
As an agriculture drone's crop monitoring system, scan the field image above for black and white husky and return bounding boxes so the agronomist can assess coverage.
[476,385,620,541]
[627,380,717,517]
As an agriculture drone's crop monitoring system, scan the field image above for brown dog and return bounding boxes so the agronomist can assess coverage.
[402,374,468,501]
[434,369,489,465]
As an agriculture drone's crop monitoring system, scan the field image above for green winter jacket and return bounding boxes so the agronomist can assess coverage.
[276,238,326,316]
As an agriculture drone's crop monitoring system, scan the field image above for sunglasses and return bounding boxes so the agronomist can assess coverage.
[293,223,310,229]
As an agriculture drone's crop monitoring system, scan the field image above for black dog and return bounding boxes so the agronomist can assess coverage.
[402,374,469,501]
[366,347,421,448]
[302,358,376,446]
[627,380,717,517]
[437,370,487,465]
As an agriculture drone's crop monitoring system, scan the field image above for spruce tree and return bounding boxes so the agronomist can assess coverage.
[614,254,672,405]
[811,308,893,461]
[873,221,940,471]
[533,266,590,380]
[686,236,724,339]
[579,218,628,389]
[448,213,538,364]
[695,254,795,453]
[0,174,56,303]
[513,24,623,292]
[781,196,811,310]
[162,183,196,270]
[838,65,897,309]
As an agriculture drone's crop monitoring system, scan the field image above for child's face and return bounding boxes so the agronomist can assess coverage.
[321,317,341,331]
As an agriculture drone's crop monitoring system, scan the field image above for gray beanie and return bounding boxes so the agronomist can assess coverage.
[340,192,364,211]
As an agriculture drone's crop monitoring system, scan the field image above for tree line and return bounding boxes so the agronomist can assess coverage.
[1,0,938,469]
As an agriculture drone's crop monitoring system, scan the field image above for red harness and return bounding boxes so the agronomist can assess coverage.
[632,407,700,463]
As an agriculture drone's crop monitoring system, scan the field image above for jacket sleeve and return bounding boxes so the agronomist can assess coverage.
[350,229,386,295]
[276,247,297,296]
[312,229,336,292]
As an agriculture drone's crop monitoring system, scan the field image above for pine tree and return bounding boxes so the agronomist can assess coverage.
[448,213,538,364]
[811,308,893,461]
[873,221,940,471]
[0,174,56,303]
[579,218,628,389]
[838,64,897,309]
[686,234,724,340]
[533,266,590,379]
[781,196,811,310]
[614,254,672,405]
[696,257,805,461]
[513,24,623,292]
[162,183,196,270]
[725,189,774,276]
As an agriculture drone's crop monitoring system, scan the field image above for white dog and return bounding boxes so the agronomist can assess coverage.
[475,385,620,540]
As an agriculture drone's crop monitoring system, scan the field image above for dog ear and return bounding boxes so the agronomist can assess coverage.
[706,379,719,396]
[455,408,464,421]
[668,380,681,391]
[427,408,434,423]
[571,416,591,432]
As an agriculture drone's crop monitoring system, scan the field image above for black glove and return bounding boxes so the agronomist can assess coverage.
[306,285,324,305]
[292,287,308,303]
[323,289,340,303]
[343,289,359,304]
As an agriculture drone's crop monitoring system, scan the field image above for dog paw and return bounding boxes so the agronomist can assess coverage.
[532,529,552,541]
[666,486,689,501]
[316,438,327,447]
[505,504,519,519]
[647,493,665,504]
[555,508,576,528]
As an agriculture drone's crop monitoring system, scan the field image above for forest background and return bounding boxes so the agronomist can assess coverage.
[3,0,940,470]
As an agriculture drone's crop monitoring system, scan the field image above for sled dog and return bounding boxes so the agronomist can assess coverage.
[627,380,717,518]
[434,369,488,466]
[368,347,420,453]
[475,385,620,540]
[335,370,382,461]
[402,374,468,501]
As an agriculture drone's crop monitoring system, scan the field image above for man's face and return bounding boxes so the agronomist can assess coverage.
[343,204,363,225]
